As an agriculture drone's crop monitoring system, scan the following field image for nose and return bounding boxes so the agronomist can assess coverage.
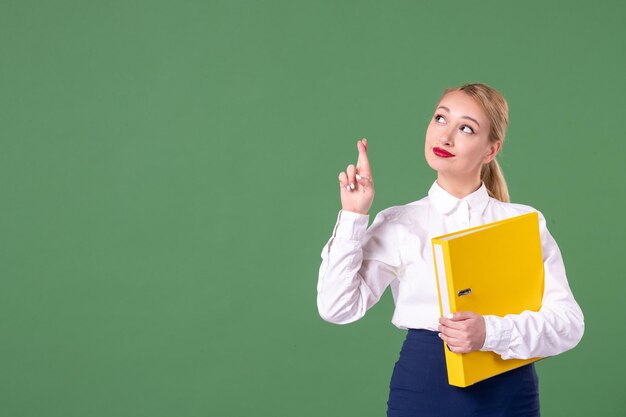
[439,127,454,146]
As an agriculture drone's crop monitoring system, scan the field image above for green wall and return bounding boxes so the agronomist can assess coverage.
[1,1,624,415]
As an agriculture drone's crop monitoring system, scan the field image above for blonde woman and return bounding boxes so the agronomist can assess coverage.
[317,83,584,416]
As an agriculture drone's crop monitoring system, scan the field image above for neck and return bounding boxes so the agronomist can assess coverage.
[436,174,482,199]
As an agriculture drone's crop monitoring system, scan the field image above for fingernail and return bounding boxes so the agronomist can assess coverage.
[346,185,350,191]
[350,182,355,189]
[446,313,454,319]
[356,174,362,180]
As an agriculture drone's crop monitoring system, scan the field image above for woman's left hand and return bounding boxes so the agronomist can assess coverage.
[438,312,486,354]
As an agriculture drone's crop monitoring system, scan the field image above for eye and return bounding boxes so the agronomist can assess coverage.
[461,125,474,134]
[434,114,445,124]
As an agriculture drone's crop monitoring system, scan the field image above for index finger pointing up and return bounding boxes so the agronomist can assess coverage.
[356,138,371,178]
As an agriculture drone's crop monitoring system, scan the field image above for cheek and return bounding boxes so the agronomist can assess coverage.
[464,144,489,163]
[424,125,436,144]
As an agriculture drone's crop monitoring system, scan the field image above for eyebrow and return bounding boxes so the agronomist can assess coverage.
[436,106,481,127]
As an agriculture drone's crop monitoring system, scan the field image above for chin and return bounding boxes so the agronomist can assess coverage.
[425,154,448,172]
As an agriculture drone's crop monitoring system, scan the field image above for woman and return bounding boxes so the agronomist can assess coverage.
[316,83,584,416]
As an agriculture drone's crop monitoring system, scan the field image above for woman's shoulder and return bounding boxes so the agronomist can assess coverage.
[488,198,548,223]
[492,198,538,212]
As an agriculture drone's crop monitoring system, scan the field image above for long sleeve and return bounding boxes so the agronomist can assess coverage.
[317,209,401,324]
[481,211,585,360]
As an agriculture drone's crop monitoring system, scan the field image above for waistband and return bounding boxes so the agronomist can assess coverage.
[406,328,441,344]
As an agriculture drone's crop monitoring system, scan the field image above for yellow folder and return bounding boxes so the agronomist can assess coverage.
[431,212,544,387]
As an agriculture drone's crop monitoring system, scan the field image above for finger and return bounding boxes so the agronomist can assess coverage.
[439,311,475,325]
[440,333,464,346]
[338,171,350,191]
[355,174,373,188]
[438,325,466,340]
[346,164,356,190]
[439,317,467,330]
[438,333,464,352]
[439,333,471,353]
[356,139,371,178]
[450,311,476,321]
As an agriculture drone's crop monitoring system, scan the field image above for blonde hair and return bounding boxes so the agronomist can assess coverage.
[441,83,510,202]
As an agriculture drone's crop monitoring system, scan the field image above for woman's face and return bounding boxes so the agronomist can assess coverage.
[424,90,501,179]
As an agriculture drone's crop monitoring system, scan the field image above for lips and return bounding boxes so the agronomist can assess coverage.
[433,147,455,158]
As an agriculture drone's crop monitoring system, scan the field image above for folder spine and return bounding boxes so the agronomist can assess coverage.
[432,239,465,387]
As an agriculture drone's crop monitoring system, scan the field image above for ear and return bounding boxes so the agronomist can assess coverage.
[484,140,502,164]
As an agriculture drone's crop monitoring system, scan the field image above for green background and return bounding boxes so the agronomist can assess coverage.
[1,1,624,416]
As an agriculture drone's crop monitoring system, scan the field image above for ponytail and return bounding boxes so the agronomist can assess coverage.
[481,158,509,202]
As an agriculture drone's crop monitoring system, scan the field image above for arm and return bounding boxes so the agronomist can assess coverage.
[317,209,400,324]
[479,211,585,359]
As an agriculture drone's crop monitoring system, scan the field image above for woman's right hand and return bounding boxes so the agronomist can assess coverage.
[338,138,375,215]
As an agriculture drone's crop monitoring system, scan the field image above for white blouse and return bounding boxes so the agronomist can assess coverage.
[317,181,584,360]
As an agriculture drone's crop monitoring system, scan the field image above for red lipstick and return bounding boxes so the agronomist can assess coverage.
[433,147,455,158]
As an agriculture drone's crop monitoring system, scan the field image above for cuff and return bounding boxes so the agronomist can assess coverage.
[480,315,513,355]
[332,210,369,241]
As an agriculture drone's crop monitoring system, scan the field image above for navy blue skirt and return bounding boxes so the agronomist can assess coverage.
[387,329,540,417]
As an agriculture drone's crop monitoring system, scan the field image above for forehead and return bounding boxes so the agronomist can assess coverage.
[437,90,487,125]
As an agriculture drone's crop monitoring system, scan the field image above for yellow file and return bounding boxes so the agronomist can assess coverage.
[431,211,544,387]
